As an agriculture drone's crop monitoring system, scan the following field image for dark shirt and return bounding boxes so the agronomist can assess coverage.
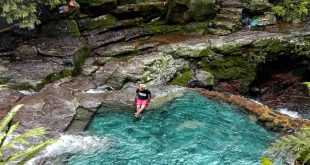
[136,89,151,100]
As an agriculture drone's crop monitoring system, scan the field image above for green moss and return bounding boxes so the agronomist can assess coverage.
[9,83,35,91]
[203,56,257,93]
[169,67,192,86]
[303,82,310,95]
[144,23,182,34]
[0,77,9,85]
[254,39,291,55]
[188,0,216,21]
[42,19,80,38]
[36,69,73,90]
[80,15,117,31]
[199,48,216,57]
[143,21,210,35]
[66,20,81,37]
[213,44,243,55]
[73,47,91,75]
[77,0,116,6]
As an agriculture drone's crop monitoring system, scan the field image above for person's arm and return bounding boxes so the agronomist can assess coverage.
[148,90,152,102]
[134,89,138,104]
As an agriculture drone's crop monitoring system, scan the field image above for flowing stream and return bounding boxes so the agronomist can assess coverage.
[61,92,275,165]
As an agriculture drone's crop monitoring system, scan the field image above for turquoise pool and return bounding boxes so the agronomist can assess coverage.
[67,92,275,165]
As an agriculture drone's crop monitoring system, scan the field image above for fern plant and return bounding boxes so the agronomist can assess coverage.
[272,0,310,22]
[268,127,310,165]
[0,104,54,164]
[0,0,65,29]
[260,156,273,165]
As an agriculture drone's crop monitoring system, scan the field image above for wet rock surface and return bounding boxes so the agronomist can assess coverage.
[0,88,23,118]
[10,75,186,136]
[1,1,310,164]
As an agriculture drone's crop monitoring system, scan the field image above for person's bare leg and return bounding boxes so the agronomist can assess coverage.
[135,104,146,117]
[135,105,141,117]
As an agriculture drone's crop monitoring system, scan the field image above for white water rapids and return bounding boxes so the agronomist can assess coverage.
[26,134,112,165]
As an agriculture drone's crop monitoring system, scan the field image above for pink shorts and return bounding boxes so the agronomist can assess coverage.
[136,99,149,107]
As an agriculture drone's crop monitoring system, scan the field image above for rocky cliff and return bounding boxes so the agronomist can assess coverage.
[0,0,309,137]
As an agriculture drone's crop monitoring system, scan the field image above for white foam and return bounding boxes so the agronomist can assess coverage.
[249,99,264,105]
[278,108,301,119]
[84,89,107,94]
[19,90,36,96]
[26,134,112,165]
[84,85,114,94]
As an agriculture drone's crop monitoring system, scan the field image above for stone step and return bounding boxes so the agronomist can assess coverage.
[220,7,243,15]
[216,13,241,22]
[118,0,167,5]
[220,0,243,8]
[207,28,232,36]
[212,18,241,31]
[112,1,167,14]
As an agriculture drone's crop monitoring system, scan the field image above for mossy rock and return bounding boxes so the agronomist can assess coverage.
[77,0,116,6]
[36,69,74,90]
[253,39,292,55]
[73,47,91,75]
[303,82,310,96]
[187,0,216,21]
[168,0,216,23]
[78,14,118,31]
[41,19,80,38]
[203,56,257,93]
[169,67,193,86]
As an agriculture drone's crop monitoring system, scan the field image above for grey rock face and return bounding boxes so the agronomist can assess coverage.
[0,88,23,118]
[194,70,214,86]
[36,37,83,57]
[0,60,66,87]
[93,52,188,89]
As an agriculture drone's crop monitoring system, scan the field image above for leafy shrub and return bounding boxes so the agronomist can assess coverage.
[268,127,310,164]
[0,0,65,28]
[0,104,54,164]
[272,0,310,22]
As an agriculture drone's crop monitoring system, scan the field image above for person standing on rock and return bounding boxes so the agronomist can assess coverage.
[134,84,152,118]
[59,0,79,14]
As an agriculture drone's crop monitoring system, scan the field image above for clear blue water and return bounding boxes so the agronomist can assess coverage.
[67,92,275,165]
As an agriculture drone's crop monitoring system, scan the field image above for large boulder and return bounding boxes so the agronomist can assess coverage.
[194,69,214,86]
[0,60,66,88]
[15,44,38,60]
[77,0,117,7]
[93,52,188,89]
[78,14,118,31]
[0,88,23,118]
[0,37,89,89]
[244,0,272,12]
[14,78,95,134]
[40,19,80,38]
[167,0,216,23]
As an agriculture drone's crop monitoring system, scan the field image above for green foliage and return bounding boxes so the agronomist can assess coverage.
[269,127,310,164]
[169,67,193,86]
[0,0,65,28]
[260,157,273,165]
[272,0,310,22]
[0,104,54,164]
